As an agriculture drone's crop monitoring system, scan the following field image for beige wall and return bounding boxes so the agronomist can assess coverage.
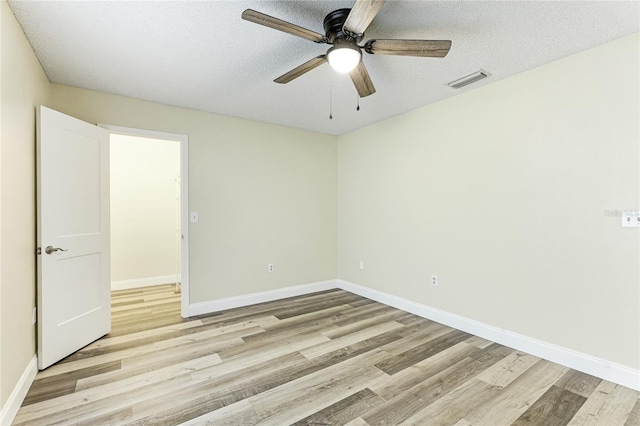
[0,0,51,408]
[110,134,181,284]
[338,33,640,369]
[51,84,338,303]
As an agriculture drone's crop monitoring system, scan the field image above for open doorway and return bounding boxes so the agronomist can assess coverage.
[100,124,189,318]
[110,134,180,290]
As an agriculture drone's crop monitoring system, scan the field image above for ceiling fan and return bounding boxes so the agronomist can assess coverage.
[241,0,451,98]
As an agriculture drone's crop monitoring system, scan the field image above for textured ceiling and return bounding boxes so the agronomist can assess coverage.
[8,0,640,135]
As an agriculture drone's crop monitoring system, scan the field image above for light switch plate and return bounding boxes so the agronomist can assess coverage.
[190,212,199,223]
[621,211,640,228]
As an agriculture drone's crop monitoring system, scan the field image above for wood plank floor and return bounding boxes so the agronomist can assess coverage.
[14,284,640,425]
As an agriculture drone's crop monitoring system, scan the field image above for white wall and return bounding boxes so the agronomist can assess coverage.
[338,33,640,370]
[110,134,180,288]
[0,0,51,410]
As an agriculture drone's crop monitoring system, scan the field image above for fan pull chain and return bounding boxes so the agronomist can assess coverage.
[329,86,333,120]
[356,96,360,111]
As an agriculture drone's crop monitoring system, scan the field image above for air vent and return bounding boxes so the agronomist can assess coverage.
[446,70,491,89]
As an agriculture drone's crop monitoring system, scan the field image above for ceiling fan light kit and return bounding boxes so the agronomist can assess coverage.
[327,40,362,73]
[241,0,452,98]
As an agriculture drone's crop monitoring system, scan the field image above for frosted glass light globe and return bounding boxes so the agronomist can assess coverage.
[327,46,361,73]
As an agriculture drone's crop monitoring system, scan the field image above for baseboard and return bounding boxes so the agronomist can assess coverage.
[186,279,338,316]
[1,355,37,425]
[111,274,179,291]
[337,279,640,392]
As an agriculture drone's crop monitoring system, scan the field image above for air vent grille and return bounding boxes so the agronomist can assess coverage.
[447,70,491,89]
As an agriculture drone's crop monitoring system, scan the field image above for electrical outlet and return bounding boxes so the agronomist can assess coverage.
[359,260,365,270]
[622,211,640,227]
[268,263,274,273]
[431,275,438,286]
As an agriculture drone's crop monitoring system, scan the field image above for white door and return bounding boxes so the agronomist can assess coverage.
[36,106,111,370]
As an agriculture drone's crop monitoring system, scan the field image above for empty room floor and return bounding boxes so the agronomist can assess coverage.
[14,284,640,425]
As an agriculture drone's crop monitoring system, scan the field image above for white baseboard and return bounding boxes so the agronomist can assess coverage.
[337,279,640,392]
[186,279,338,317]
[1,355,37,425]
[111,274,179,291]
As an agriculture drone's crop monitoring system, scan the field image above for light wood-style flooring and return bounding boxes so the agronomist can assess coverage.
[14,284,640,425]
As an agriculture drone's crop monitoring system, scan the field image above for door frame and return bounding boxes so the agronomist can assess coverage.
[99,124,190,317]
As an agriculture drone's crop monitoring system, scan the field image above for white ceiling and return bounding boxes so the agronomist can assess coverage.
[8,1,639,136]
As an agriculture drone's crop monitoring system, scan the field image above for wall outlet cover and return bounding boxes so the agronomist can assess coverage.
[622,211,640,228]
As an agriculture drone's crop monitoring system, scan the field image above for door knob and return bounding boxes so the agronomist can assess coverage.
[44,246,68,254]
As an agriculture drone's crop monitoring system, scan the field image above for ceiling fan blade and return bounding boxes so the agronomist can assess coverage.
[274,55,327,84]
[364,39,452,57]
[242,9,327,43]
[343,0,386,36]
[349,61,376,97]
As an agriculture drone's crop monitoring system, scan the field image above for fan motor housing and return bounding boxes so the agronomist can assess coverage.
[323,8,362,43]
